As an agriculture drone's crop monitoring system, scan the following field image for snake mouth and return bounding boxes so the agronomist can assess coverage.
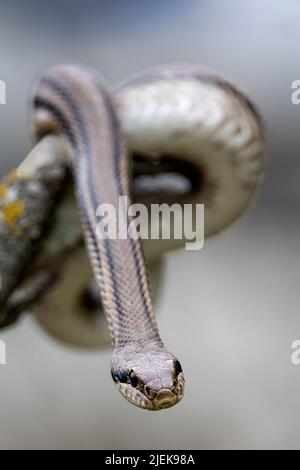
[152,389,178,409]
[114,372,185,411]
[131,153,204,205]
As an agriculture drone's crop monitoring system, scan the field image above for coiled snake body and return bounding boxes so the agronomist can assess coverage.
[32,64,265,410]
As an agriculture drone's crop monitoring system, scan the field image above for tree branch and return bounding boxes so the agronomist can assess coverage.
[0,136,70,326]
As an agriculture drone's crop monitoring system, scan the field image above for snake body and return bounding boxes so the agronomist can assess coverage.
[33,65,184,410]
[32,64,266,410]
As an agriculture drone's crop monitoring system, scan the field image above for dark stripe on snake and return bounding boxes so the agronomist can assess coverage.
[42,76,153,324]
[100,89,153,323]
[34,96,124,322]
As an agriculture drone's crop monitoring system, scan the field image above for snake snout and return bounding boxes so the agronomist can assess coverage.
[152,389,178,409]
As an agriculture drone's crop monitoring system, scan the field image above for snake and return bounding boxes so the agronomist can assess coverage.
[31,64,266,411]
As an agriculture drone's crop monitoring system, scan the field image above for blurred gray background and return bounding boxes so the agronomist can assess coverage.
[0,0,300,450]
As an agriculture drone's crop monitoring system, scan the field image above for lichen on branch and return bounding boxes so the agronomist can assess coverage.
[0,136,70,326]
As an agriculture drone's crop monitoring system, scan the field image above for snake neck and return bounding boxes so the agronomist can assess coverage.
[113,332,164,352]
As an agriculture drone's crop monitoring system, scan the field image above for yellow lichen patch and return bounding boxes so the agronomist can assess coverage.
[2,200,25,236]
[0,170,17,200]
[0,184,7,199]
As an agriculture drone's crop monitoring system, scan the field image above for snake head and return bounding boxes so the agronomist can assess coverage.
[111,346,185,410]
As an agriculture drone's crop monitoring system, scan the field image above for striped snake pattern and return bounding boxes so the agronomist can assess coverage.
[32,64,265,410]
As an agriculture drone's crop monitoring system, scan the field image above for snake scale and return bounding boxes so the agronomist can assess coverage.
[31,64,266,410]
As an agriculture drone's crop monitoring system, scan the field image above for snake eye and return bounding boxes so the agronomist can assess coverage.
[111,369,128,383]
[174,360,182,377]
[129,370,138,388]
